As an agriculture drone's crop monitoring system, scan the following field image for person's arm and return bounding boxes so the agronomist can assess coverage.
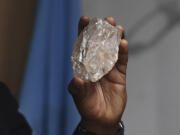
[0,82,32,135]
[69,16,128,135]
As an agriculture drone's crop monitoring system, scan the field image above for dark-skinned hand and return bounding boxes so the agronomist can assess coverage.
[69,16,128,135]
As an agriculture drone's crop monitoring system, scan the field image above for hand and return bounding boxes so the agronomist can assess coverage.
[69,16,128,135]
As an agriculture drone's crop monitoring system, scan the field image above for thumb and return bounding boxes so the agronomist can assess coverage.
[68,77,85,96]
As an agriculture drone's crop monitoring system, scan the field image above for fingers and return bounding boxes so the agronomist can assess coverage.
[104,17,116,26]
[117,25,125,39]
[104,39,128,83]
[68,77,85,96]
[105,17,128,73]
[104,17,125,39]
[77,16,128,75]
[116,39,129,74]
[104,17,128,74]
[78,16,89,35]
[119,39,128,56]
[78,16,126,39]
[78,16,116,35]
[104,66,126,85]
[104,17,127,67]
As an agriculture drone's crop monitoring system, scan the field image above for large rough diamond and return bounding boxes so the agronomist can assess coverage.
[72,18,122,82]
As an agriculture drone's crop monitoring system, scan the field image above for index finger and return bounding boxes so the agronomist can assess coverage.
[78,16,89,35]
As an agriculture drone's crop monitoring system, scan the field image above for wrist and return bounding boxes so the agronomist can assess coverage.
[80,119,123,135]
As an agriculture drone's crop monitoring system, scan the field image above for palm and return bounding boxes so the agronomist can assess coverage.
[75,67,127,126]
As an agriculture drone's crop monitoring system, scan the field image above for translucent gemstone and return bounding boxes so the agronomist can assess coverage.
[71,18,122,82]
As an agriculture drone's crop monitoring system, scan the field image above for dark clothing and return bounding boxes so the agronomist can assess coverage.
[73,124,124,135]
[0,82,32,135]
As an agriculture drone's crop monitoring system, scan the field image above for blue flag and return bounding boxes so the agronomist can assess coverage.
[19,0,81,135]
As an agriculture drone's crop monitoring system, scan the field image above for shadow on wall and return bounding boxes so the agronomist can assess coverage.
[127,0,180,55]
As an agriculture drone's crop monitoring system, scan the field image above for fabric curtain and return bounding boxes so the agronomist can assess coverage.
[19,0,81,135]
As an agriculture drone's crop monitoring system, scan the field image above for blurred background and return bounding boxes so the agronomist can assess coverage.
[0,0,179,135]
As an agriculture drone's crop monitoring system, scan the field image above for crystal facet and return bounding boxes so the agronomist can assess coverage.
[72,18,122,82]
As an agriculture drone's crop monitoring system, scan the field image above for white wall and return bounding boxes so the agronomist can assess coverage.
[82,0,180,135]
